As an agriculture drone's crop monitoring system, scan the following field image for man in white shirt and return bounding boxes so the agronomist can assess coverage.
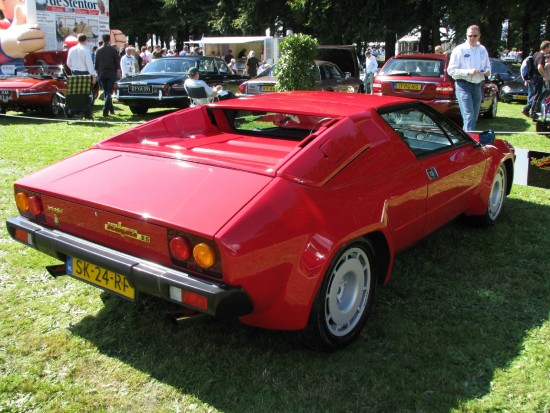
[362,50,378,94]
[184,67,234,104]
[66,33,97,83]
[120,46,136,78]
[447,25,491,132]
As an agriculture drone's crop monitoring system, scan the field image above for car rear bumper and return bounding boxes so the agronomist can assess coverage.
[6,215,253,318]
[116,93,189,108]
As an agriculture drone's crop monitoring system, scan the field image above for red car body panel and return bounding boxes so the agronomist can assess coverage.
[6,92,515,332]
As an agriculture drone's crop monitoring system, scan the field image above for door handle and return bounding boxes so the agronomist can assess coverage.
[426,167,438,180]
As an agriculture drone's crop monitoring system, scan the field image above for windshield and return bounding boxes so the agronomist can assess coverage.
[141,59,195,74]
[0,65,66,79]
[380,58,445,77]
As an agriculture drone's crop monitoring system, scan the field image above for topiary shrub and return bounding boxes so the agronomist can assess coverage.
[274,33,318,91]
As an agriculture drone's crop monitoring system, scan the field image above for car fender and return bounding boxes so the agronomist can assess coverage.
[464,142,514,216]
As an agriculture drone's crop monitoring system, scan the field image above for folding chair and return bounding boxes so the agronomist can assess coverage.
[185,85,217,106]
[64,75,94,119]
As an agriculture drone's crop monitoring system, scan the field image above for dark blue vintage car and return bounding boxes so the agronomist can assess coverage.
[116,56,247,114]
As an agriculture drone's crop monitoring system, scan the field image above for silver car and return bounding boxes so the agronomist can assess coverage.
[237,60,363,95]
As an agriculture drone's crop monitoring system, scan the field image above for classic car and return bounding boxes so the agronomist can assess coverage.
[0,51,68,117]
[237,60,363,95]
[373,53,499,120]
[6,92,515,351]
[115,56,248,115]
[487,58,522,101]
[496,76,528,103]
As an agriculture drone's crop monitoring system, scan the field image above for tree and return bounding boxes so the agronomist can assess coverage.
[274,33,318,91]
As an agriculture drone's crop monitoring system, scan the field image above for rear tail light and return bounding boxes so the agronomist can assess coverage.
[168,231,222,278]
[372,83,381,93]
[436,81,455,95]
[193,243,215,268]
[237,82,247,94]
[163,84,170,96]
[15,189,44,217]
[169,237,191,261]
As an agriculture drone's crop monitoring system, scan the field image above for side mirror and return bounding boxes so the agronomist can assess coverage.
[488,73,501,82]
[479,129,495,145]
[345,72,351,79]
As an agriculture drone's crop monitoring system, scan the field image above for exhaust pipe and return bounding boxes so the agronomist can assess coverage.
[166,308,208,326]
[46,264,66,278]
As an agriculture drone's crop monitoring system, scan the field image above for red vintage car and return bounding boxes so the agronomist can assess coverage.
[0,51,68,117]
[6,92,515,350]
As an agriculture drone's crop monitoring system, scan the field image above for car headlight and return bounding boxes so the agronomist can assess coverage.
[501,86,511,93]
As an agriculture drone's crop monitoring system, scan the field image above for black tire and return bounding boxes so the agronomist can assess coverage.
[130,106,148,115]
[483,95,498,119]
[535,122,550,135]
[42,94,63,117]
[301,239,377,351]
[0,106,6,114]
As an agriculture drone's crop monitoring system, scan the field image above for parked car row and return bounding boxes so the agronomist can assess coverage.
[0,49,527,121]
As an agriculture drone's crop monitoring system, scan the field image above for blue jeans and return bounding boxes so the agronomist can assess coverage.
[524,76,544,115]
[100,76,116,114]
[455,80,482,132]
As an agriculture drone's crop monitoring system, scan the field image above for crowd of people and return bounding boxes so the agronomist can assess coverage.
[65,28,550,129]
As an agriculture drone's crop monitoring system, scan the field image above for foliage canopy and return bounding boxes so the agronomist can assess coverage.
[274,34,318,91]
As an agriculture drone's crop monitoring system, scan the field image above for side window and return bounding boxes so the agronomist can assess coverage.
[217,59,230,74]
[329,65,342,79]
[380,107,461,157]
[199,58,217,74]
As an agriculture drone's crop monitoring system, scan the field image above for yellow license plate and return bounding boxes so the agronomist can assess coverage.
[67,257,135,299]
[513,95,527,101]
[261,85,275,92]
[395,83,422,91]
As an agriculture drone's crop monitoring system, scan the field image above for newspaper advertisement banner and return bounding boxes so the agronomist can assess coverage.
[1,0,109,74]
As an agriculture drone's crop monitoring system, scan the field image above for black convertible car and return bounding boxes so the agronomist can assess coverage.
[116,56,247,114]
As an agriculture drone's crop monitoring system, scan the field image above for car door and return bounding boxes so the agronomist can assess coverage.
[383,105,488,235]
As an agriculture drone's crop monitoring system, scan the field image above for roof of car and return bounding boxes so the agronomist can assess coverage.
[212,91,413,117]
[392,52,447,60]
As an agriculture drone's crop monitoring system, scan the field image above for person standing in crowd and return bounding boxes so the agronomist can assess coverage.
[245,50,259,77]
[522,40,550,118]
[66,33,97,84]
[224,49,234,64]
[447,24,491,132]
[363,49,378,94]
[120,46,136,78]
[95,33,120,117]
[238,48,247,59]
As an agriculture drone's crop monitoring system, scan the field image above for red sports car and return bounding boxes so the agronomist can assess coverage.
[6,92,515,350]
[0,51,68,117]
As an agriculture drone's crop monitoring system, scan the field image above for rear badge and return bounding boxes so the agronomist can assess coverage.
[105,221,151,243]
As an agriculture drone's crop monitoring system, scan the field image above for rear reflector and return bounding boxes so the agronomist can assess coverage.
[14,228,32,245]
[169,286,208,311]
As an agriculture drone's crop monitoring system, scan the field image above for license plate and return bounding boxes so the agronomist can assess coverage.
[67,256,135,299]
[260,85,276,92]
[513,95,527,101]
[0,90,11,102]
[129,85,152,94]
[395,83,422,91]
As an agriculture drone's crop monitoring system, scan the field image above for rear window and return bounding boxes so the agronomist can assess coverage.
[380,58,445,77]
[224,110,335,141]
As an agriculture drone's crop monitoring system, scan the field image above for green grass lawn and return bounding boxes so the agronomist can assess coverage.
[1,100,549,413]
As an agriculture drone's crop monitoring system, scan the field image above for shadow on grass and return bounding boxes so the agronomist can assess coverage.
[70,195,549,412]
